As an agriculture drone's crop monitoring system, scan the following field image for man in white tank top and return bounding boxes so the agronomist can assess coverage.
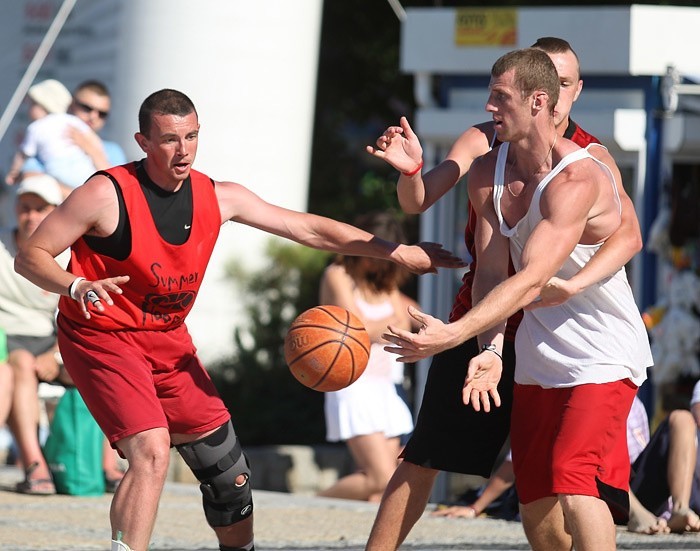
[384,48,651,551]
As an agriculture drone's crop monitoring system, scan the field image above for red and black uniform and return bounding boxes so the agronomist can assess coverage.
[57,161,230,444]
[401,120,601,477]
[59,163,220,330]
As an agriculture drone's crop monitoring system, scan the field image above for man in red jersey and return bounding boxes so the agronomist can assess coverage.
[364,38,643,551]
[14,89,464,551]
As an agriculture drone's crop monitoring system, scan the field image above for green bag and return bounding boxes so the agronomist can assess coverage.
[0,327,7,362]
[43,387,105,496]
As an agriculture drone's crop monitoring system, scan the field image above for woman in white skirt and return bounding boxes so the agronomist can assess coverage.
[318,212,416,502]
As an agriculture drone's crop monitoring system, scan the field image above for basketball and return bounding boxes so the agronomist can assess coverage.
[284,305,371,392]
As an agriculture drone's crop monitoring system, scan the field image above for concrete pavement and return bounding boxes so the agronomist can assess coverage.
[1,465,700,550]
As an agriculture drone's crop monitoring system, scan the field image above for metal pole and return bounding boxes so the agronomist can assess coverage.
[0,0,78,145]
[386,0,407,22]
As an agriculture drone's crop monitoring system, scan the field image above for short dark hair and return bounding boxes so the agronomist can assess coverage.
[492,48,560,114]
[138,89,197,135]
[74,80,110,98]
[531,37,580,80]
[341,212,408,293]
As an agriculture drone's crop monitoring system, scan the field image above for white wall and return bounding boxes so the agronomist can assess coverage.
[401,6,700,77]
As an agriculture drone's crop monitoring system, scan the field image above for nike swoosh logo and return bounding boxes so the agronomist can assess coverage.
[184,225,191,230]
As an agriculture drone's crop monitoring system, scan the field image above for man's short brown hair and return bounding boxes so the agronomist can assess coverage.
[138,89,197,135]
[492,48,560,114]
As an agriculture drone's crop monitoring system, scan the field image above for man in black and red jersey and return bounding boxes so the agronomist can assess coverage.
[14,89,464,551]
[364,38,643,551]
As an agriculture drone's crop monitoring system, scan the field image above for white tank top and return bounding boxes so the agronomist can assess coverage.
[493,143,651,388]
[353,292,404,382]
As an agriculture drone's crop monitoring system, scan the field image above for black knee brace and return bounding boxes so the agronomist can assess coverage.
[176,421,253,527]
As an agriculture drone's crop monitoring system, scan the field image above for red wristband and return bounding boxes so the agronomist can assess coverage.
[402,159,423,177]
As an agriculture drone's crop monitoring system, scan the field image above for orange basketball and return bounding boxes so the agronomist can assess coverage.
[284,305,371,392]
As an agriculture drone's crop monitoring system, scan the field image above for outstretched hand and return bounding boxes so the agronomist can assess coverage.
[397,242,466,275]
[463,353,502,412]
[366,116,423,174]
[383,305,460,362]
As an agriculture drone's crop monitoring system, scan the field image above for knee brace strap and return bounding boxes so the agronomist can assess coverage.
[176,421,253,527]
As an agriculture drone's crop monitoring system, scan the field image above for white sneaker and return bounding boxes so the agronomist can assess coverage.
[111,540,132,551]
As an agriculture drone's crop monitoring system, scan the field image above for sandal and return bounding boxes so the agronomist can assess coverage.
[16,462,56,495]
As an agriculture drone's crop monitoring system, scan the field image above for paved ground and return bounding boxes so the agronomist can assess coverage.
[1,466,700,550]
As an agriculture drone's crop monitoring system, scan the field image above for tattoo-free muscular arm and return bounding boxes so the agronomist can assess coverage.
[214,181,464,274]
[531,146,642,308]
[569,145,641,287]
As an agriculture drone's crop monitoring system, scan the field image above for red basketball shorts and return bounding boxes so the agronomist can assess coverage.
[57,314,231,445]
[511,379,637,507]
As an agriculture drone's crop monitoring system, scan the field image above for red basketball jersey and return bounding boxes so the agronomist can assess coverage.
[59,163,221,331]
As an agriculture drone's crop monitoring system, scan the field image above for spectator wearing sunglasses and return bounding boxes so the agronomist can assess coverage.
[68,80,126,170]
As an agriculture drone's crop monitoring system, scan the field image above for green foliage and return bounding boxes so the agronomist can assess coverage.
[308,2,416,225]
[208,240,332,445]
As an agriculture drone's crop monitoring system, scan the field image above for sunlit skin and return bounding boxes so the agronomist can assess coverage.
[134,112,200,192]
[486,77,548,147]
[488,50,581,144]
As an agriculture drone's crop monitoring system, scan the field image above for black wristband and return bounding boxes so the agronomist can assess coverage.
[480,343,503,361]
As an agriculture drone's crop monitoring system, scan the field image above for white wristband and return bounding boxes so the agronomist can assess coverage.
[69,277,86,301]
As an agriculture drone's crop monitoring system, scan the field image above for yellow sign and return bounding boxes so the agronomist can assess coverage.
[455,8,517,46]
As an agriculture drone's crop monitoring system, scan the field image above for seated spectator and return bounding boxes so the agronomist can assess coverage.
[686,381,700,517]
[1,175,123,494]
[5,79,108,195]
[1,174,69,493]
[626,395,699,534]
[432,449,517,520]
